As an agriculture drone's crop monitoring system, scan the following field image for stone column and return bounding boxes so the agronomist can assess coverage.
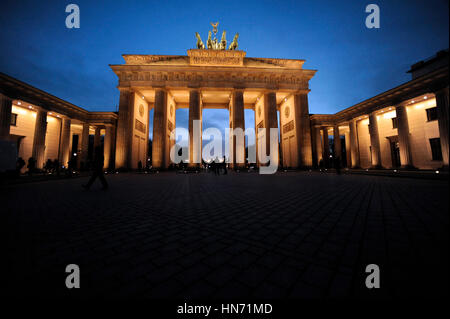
[395,105,414,168]
[349,119,360,168]
[58,118,71,167]
[104,125,115,170]
[115,88,133,169]
[94,126,101,149]
[152,89,168,168]
[145,104,151,168]
[368,112,382,168]
[188,89,202,167]
[333,125,341,161]
[80,123,90,169]
[294,93,312,167]
[0,93,12,140]
[314,126,323,166]
[322,127,330,165]
[344,130,351,168]
[263,92,279,166]
[32,109,47,169]
[310,126,317,167]
[254,106,259,167]
[231,89,245,168]
[435,87,449,168]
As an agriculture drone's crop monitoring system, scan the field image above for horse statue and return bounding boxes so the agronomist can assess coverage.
[195,32,205,49]
[219,31,227,50]
[207,31,213,49]
[228,33,239,50]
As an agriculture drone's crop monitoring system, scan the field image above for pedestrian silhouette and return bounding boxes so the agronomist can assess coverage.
[53,159,60,176]
[27,157,36,176]
[214,157,220,175]
[222,156,227,175]
[44,159,53,174]
[334,156,341,175]
[82,146,108,190]
[16,157,25,176]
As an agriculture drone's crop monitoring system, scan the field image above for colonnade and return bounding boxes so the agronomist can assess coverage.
[313,87,449,169]
[0,93,116,170]
[115,88,314,170]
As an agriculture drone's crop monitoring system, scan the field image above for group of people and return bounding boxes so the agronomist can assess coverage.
[15,157,61,176]
[13,145,108,190]
[209,157,228,175]
[318,156,342,174]
[43,159,62,175]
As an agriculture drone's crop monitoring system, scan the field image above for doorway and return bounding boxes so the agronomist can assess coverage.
[390,139,401,168]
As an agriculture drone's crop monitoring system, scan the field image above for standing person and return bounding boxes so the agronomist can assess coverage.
[222,156,227,175]
[214,157,220,175]
[334,156,341,175]
[44,159,53,174]
[27,157,36,176]
[53,159,60,176]
[82,146,108,190]
[16,157,25,176]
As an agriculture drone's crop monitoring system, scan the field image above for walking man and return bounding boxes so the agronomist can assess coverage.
[82,146,108,190]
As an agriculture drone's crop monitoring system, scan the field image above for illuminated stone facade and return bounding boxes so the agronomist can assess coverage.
[110,49,316,169]
[0,73,117,171]
[0,50,448,172]
[311,50,449,170]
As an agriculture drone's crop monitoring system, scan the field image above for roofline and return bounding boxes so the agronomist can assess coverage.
[0,72,117,122]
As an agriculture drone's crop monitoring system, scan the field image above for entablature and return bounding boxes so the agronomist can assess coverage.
[111,66,315,91]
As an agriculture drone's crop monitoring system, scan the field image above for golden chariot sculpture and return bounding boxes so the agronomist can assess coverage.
[195,22,239,51]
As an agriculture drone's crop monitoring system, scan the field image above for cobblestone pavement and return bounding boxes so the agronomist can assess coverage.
[2,171,448,299]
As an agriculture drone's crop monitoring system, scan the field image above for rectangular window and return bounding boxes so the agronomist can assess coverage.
[429,138,442,161]
[11,113,17,126]
[392,117,398,129]
[426,107,438,122]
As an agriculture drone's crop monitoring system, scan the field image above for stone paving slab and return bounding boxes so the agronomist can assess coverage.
[2,171,448,298]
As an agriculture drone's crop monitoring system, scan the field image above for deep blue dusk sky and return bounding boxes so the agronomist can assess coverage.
[0,0,448,137]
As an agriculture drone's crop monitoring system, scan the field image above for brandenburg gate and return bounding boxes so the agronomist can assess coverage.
[110,24,317,169]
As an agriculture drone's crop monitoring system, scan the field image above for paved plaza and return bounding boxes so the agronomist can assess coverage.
[2,172,449,299]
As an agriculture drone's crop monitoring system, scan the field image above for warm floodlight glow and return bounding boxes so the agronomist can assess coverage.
[12,105,27,115]
[413,99,435,110]
[382,110,396,119]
